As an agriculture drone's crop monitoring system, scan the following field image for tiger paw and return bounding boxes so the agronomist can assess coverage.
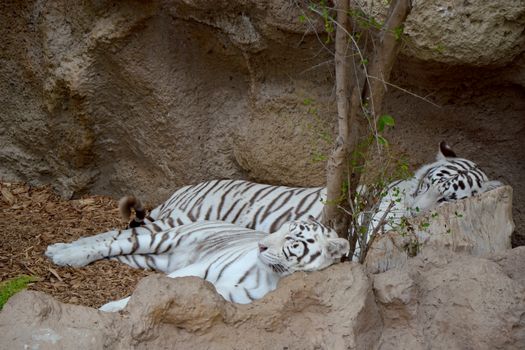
[45,243,71,258]
[47,246,99,267]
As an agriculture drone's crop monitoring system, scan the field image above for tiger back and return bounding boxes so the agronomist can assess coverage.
[125,142,500,237]
[148,180,325,233]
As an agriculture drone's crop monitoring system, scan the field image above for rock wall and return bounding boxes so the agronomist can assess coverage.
[1,248,524,349]
[0,0,336,203]
[1,1,524,242]
[361,0,525,65]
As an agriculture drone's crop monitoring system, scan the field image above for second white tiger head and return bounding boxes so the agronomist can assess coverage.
[409,141,503,214]
[257,216,349,276]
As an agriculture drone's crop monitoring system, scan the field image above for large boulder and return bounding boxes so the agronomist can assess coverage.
[0,263,382,349]
[359,0,525,65]
[373,248,525,349]
[2,248,524,349]
[365,186,514,273]
[0,294,120,349]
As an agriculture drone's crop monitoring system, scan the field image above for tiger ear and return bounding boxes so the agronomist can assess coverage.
[327,238,350,259]
[307,215,321,225]
[307,214,319,222]
[438,141,457,160]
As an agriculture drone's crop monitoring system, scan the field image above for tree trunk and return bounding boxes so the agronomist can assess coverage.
[323,0,412,246]
[363,0,412,115]
[323,0,351,238]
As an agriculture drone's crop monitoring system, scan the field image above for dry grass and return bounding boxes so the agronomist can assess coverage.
[0,182,153,308]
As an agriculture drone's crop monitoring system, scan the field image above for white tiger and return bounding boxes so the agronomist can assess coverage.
[45,141,501,310]
[46,217,349,311]
[122,141,502,237]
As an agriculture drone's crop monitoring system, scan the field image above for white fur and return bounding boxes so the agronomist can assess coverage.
[46,219,349,311]
[134,147,499,247]
[46,144,501,310]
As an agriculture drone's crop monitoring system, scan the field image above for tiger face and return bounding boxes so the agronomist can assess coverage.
[408,141,502,215]
[257,216,349,275]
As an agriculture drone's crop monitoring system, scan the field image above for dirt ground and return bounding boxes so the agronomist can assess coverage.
[0,181,152,308]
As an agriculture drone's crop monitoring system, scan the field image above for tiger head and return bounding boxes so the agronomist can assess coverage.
[409,141,502,214]
[257,216,349,276]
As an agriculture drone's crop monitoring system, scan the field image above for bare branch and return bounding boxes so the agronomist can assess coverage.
[359,200,395,263]
[364,0,412,117]
[323,0,352,237]
[367,75,442,108]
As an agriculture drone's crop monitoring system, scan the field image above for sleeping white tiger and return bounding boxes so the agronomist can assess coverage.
[46,217,349,311]
[122,141,502,236]
[45,141,500,309]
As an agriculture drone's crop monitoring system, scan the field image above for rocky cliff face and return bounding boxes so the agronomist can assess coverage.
[1,0,524,243]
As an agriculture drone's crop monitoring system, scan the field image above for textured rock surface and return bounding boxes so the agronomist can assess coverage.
[0,0,335,204]
[0,264,383,349]
[360,0,525,65]
[0,292,119,349]
[2,248,524,349]
[413,186,514,254]
[373,248,525,350]
[365,186,514,274]
[0,0,524,243]
[489,246,525,288]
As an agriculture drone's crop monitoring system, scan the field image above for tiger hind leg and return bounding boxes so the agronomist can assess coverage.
[48,218,179,256]
[110,253,173,272]
[46,226,180,267]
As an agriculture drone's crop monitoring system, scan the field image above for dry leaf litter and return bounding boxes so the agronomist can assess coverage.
[0,182,153,308]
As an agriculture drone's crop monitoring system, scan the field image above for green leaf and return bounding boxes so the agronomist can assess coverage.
[298,14,306,23]
[434,43,445,53]
[393,26,404,40]
[377,114,395,132]
[303,98,314,106]
[377,135,389,146]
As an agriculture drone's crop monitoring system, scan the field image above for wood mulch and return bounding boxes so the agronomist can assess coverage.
[0,181,153,308]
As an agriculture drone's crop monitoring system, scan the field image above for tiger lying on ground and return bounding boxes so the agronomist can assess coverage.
[45,141,501,309]
[121,141,502,236]
[46,217,349,311]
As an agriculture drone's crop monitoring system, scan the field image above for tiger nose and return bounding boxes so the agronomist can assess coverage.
[258,243,268,253]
